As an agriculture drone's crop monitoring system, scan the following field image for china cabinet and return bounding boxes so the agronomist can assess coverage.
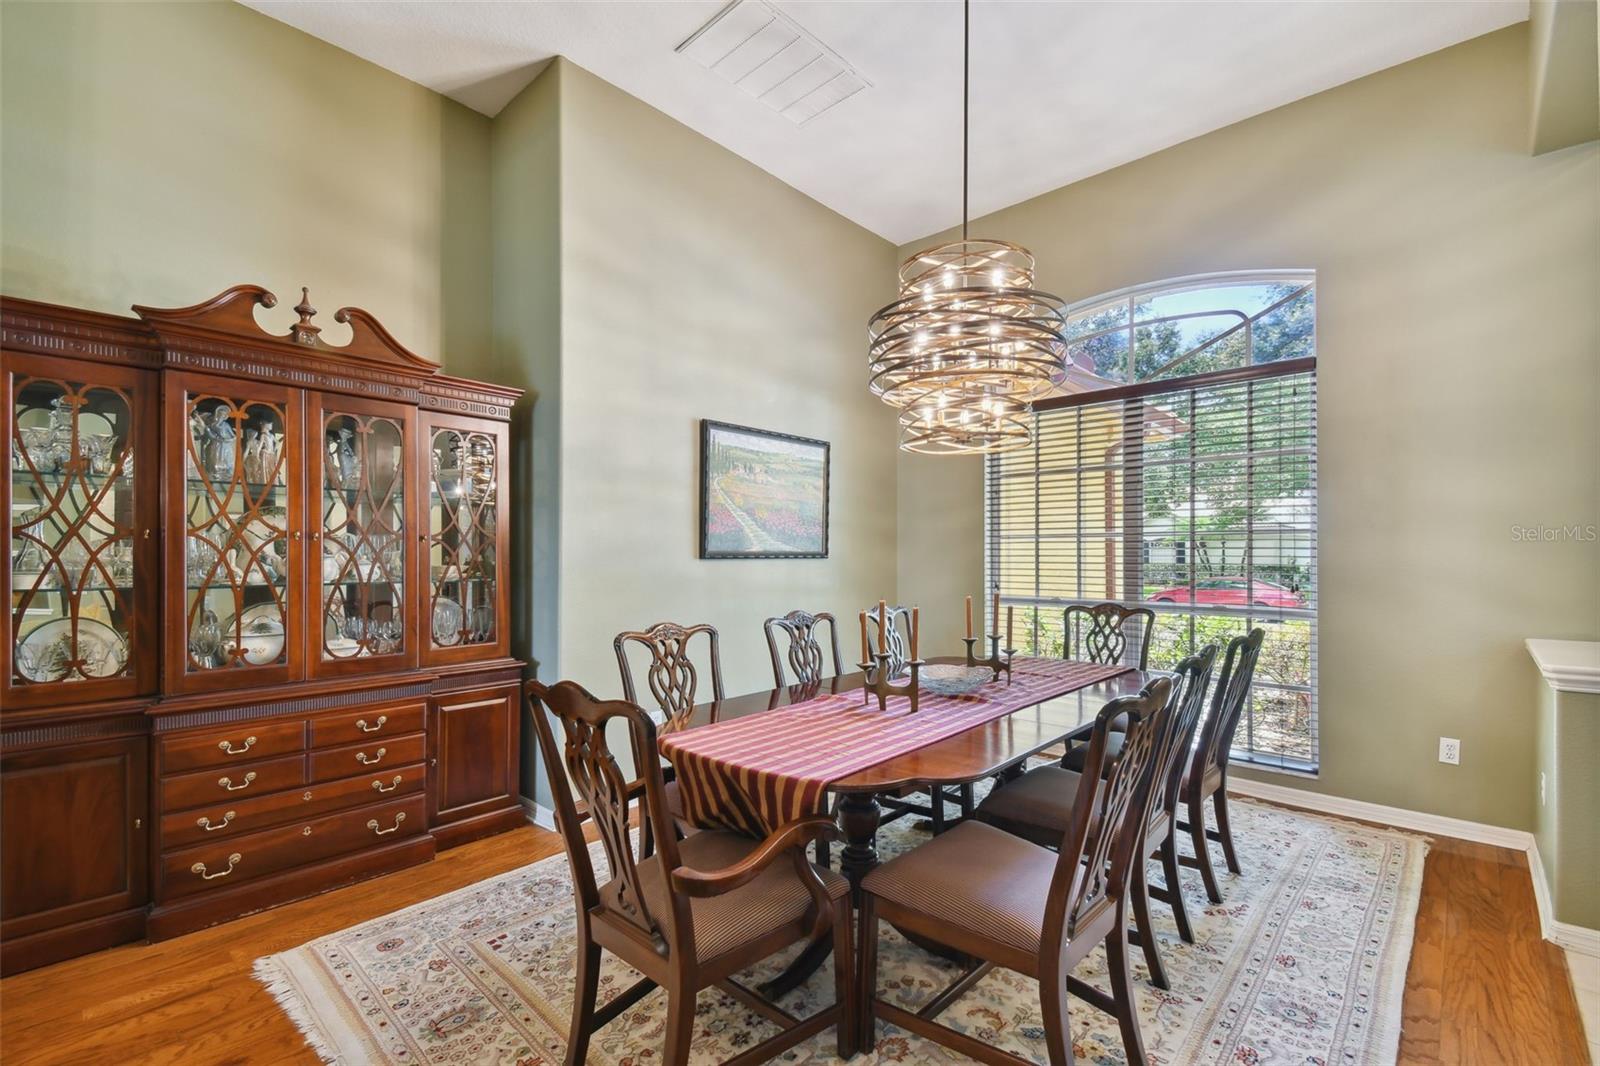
[2,285,525,974]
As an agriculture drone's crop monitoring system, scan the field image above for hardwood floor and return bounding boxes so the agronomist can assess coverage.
[0,820,1589,1065]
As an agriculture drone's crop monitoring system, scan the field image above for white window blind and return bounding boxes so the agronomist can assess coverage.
[985,366,1319,771]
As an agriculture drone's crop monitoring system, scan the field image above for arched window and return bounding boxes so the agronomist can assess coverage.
[987,272,1318,772]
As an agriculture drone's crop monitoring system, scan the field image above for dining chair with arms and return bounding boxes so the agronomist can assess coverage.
[857,677,1174,1066]
[763,609,844,688]
[973,646,1217,989]
[527,679,857,1066]
[1178,628,1265,903]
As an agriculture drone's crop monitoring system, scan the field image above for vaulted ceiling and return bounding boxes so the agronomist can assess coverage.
[245,0,1528,243]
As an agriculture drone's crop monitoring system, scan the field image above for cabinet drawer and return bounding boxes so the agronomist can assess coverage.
[161,720,305,774]
[161,793,427,901]
[309,703,425,749]
[308,733,425,784]
[161,754,306,812]
[159,763,426,848]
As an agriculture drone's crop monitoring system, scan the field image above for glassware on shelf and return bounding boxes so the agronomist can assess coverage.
[428,427,498,650]
[189,607,223,669]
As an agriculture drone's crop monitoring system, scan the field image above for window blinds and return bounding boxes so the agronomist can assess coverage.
[985,366,1318,771]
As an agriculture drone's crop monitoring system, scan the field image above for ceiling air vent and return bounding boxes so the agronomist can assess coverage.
[676,0,870,125]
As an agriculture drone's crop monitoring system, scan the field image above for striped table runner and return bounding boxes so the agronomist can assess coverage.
[658,657,1132,838]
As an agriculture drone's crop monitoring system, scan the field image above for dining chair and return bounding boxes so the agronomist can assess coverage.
[972,647,1216,989]
[1063,602,1156,670]
[857,677,1173,1066]
[1178,628,1265,903]
[614,620,725,730]
[863,603,972,836]
[527,679,857,1066]
[764,609,843,687]
[615,621,725,853]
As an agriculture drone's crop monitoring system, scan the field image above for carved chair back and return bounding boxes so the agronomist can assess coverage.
[1194,628,1265,781]
[1062,602,1156,670]
[864,604,913,678]
[526,679,689,954]
[1044,677,1172,943]
[613,621,725,732]
[1152,644,1218,818]
[763,610,843,687]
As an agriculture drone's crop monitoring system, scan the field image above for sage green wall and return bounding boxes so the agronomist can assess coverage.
[897,26,1600,831]
[488,64,561,801]
[541,60,900,704]
[0,1,491,365]
[1535,684,1600,928]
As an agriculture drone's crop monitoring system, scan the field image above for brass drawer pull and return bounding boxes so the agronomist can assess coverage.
[191,853,242,880]
[218,772,256,792]
[197,811,236,832]
[217,736,257,756]
[367,812,406,836]
[355,748,386,766]
[356,716,387,733]
[372,775,403,794]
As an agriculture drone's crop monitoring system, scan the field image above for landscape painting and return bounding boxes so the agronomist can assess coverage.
[700,420,829,559]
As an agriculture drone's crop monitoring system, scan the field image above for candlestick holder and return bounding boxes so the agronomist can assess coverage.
[857,651,923,713]
[963,634,1015,684]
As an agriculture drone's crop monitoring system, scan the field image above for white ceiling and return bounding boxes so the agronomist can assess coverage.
[244,0,1528,244]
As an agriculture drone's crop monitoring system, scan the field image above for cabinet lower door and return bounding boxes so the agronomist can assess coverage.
[431,687,518,827]
[1,735,148,974]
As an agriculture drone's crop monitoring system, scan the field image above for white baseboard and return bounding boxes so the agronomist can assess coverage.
[1227,777,1600,957]
[519,796,557,831]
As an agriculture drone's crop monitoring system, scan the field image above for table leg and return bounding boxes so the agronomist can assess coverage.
[838,792,883,903]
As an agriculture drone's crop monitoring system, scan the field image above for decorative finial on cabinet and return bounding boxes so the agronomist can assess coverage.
[291,287,321,346]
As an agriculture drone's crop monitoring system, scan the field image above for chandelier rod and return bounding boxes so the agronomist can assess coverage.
[962,0,969,241]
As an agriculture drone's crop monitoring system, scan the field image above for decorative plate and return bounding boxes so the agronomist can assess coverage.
[16,618,128,682]
[919,663,993,697]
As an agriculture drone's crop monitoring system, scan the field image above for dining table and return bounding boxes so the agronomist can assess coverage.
[661,655,1157,896]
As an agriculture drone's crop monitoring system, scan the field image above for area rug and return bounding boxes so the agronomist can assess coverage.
[256,795,1426,1065]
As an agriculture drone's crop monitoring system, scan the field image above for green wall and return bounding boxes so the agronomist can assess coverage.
[0,0,491,365]
[1536,683,1600,928]
[896,26,1600,831]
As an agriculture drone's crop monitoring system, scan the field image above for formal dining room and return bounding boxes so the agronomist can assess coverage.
[1,1,1596,1064]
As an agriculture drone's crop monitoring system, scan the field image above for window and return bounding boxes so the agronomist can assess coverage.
[986,272,1318,772]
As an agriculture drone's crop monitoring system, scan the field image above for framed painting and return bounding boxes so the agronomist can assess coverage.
[699,420,830,559]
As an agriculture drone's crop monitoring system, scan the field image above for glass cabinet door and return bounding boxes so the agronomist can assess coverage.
[6,357,156,705]
[311,396,413,673]
[168,374,300,690]
[424,417,506,661]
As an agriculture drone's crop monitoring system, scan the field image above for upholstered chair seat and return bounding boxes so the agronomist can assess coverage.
[971,766,1082,848]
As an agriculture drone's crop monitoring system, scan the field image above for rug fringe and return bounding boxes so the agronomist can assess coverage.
[253,956,343,1065]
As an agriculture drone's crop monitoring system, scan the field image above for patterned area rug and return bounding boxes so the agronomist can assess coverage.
[257,795,1426,1065]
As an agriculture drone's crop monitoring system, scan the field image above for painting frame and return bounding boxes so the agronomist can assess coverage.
[699,419,830,560]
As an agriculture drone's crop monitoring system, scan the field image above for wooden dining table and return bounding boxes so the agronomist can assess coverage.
[668,656,1159,897]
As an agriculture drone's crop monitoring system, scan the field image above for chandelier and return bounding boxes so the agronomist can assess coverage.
[867,1,1069,454]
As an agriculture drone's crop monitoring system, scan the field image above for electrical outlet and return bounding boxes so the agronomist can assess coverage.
[1541,772,1547,806]
[1439,737,1461,765]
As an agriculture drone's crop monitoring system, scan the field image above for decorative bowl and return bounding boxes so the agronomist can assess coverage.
[919,663,993,697]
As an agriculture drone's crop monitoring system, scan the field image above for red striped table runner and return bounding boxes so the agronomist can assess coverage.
[658,657,1132,838]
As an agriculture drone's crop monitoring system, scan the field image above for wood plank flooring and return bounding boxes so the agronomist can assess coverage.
[0,819,1589,1065]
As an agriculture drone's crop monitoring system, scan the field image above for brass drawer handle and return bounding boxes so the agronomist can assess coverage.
[372,775,403,794]
[367,812,406,836]
[218,772,256,792]
[356,716,387,733]
[197,811,236,832]
[356,748,386,766]
[191,853,242,880]
[218,736,257,756]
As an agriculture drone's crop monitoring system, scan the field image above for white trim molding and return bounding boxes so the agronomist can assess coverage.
[1227,777,1600,956]
[519,796,558,832]
[1526,638,1600,694]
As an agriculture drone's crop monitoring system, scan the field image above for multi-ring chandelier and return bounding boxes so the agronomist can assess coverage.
[867,1,1069,454]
